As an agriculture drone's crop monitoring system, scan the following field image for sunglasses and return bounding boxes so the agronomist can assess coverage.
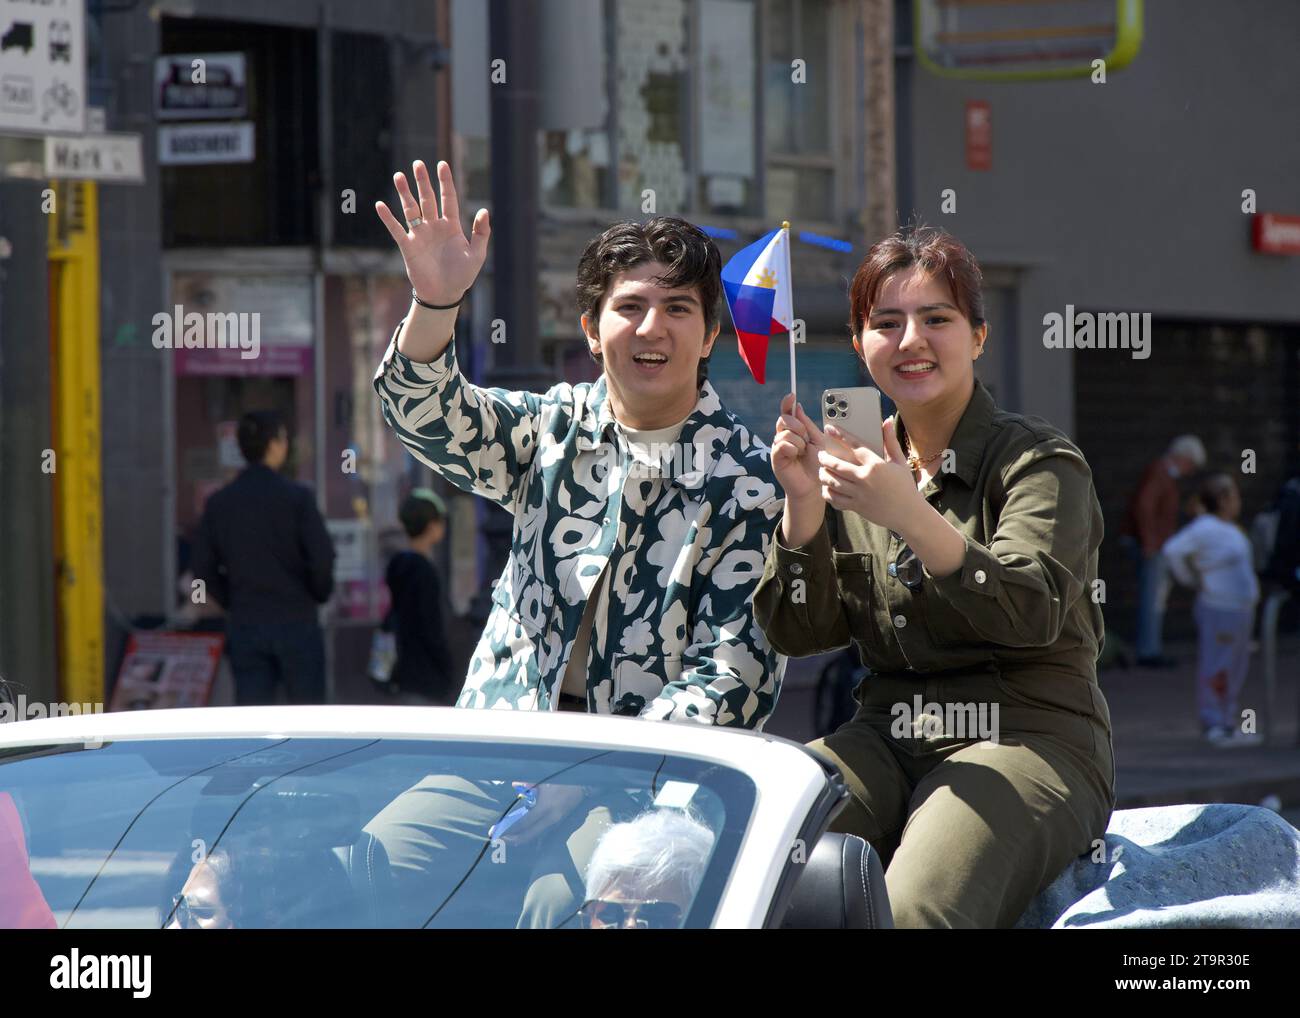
[887,532,924,590]
[580,898,684,929]
[170,893,219,928]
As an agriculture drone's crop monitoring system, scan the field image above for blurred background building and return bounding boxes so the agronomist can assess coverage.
[1,0,1297,705]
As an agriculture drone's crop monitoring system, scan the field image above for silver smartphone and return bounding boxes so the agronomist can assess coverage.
[821,387,885,457]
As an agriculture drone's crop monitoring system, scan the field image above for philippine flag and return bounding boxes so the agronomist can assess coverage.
[721,226,794,385]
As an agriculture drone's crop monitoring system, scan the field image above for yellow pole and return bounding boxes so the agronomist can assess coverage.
[47,181,105,705]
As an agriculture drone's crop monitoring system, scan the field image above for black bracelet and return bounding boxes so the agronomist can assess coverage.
[412,288,466,310]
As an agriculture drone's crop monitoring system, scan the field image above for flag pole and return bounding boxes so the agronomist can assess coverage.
[783,221,796,400]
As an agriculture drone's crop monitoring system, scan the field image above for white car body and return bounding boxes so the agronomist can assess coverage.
[0,706,843,929]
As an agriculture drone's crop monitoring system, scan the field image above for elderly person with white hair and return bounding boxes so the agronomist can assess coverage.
[579,809,716,929]
[1120,434,1207,667]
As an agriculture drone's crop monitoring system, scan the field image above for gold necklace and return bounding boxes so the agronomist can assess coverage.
[900,424,944,471]
[906,445,944,471]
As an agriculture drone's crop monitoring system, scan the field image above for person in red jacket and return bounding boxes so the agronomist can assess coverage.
[1120,435,1206,667]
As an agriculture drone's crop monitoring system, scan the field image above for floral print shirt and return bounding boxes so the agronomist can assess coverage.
[373,330,787,729]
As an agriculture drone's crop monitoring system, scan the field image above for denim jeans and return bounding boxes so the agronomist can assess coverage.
[1123,536,1170,658]
[226,620,326,705]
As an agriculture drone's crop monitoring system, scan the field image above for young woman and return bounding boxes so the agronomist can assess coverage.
[754,227,1115,928]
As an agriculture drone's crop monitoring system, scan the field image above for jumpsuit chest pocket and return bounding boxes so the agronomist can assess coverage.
[832,550,882,656]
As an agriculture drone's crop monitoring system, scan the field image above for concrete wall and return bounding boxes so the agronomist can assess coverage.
[0,179,57,698]
[904,0,1300,432]
[99,7,166,676]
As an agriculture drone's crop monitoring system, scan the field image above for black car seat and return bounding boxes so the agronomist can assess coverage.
[334,831,396,927]
[781,832,893,929]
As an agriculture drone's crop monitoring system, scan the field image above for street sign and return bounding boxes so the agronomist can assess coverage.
[157,121,255,165]
[915,0,1143,81]
[155,52,247,120]
[0,0,86,134]
[45,132,144,183]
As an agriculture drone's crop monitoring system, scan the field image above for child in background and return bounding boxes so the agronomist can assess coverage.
[1161,473,1261,747]
[384,489,457,705]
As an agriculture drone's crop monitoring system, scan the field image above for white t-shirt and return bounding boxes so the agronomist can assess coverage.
[559,413,692,700]
[1161,514,1260,612]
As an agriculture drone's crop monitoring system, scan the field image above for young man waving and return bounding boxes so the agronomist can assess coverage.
[372,160,785,729]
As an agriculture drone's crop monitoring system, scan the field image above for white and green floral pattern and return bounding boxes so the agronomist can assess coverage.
[373,331,787,729]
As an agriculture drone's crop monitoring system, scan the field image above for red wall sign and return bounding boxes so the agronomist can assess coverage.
[1253,213,1300,255]
[965,101,991,171]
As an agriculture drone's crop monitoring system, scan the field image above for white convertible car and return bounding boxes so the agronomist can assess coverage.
[0,707,892,930]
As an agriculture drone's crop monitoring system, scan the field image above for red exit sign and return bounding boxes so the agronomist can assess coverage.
[1253,213,1300,255]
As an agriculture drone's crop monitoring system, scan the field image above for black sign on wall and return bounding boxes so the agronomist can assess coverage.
[155,51,247,120]
[160,20,317,248]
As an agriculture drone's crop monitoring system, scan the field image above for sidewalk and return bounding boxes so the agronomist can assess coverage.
[1101,634,1300,809]
[764,635,1300,811]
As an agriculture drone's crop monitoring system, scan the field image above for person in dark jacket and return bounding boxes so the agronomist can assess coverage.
[190,410,336,704]
[384,489,456,704]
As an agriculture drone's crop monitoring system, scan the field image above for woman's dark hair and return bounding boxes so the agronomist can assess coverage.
[162,845,253,928]
[848,225,986,337]
[1198,472,1237,515]
[575,216,722,389]
[166,844,321,928]
[237,410,287,464]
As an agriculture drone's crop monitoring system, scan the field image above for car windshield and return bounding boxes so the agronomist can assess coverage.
[0,737,754,929]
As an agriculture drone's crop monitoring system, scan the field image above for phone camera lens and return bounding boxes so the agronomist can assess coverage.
[824,394,836,405]
[837,401,848,411]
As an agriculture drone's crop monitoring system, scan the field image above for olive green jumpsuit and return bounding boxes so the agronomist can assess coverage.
[754,378,1116,929]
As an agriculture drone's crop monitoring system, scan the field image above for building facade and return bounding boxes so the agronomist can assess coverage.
[3,0,1296,699]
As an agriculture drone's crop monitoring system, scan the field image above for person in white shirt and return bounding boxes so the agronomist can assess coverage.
[1161,473,1261,747]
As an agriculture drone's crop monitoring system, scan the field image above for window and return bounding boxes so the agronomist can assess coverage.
[613,0,691,213]
[697,0,760,216]
[160,19,319,248]
[331,32,395,248]
[763,0,835,223]
[485,0,843,225]
[541,128,613,209]
[3,737,754,929]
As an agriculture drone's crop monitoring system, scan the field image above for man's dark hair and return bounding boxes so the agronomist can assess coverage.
[237,410,287,464]
[575,216,723,389]
[399,490,446,538]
